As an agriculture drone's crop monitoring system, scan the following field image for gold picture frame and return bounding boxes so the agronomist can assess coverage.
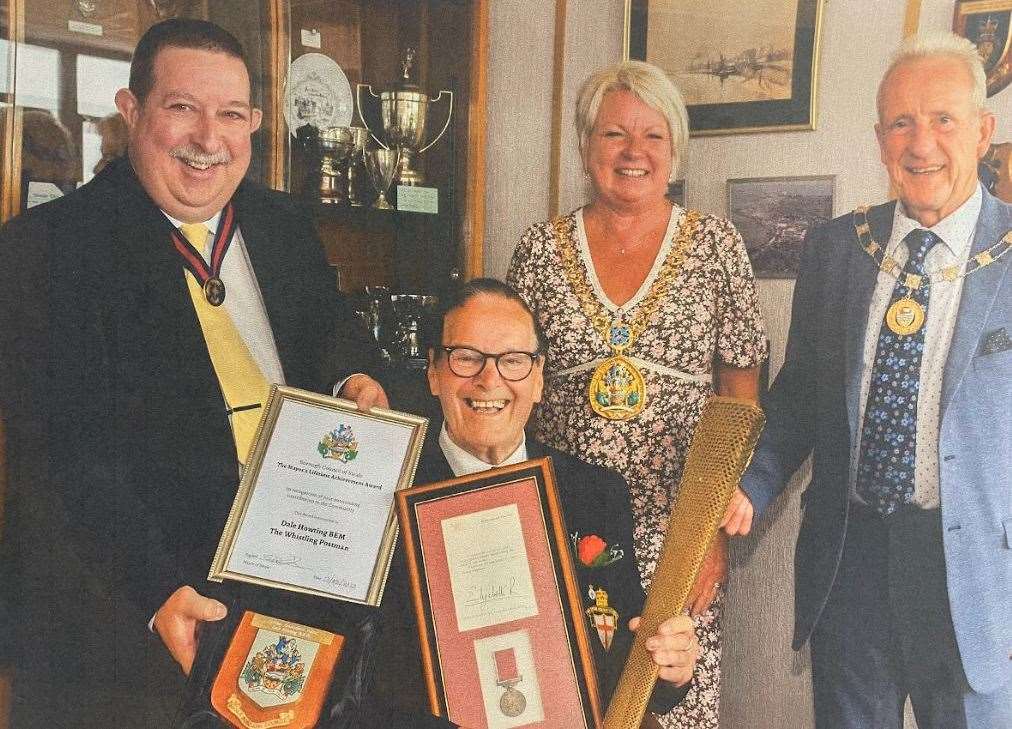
[209,385,428,607]
[953,0,1012,97]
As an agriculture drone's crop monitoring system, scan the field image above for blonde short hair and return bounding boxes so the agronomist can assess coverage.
[575,60,689,180]
[878,31,988,118]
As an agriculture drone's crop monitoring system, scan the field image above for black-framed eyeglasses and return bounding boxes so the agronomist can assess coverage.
[441,346,542,381]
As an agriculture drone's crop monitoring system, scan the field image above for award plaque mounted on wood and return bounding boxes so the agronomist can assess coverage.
[396,457,604,729]
[210,611,345,729]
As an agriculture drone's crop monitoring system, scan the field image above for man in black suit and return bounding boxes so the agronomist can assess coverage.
[0,19,385,728]
[357,279,698,727]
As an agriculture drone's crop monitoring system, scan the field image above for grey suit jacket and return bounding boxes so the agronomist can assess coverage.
[740,188,1012,694]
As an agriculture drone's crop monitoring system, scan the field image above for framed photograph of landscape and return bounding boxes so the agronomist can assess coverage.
[624,0,826,135]
[953,0,1012,97]
[727,175,834,278]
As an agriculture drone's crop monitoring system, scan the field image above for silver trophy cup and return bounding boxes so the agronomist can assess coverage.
[391,294,438,361]
[318,126,354,204]
[365,147,401,210]
[356,48,453,187]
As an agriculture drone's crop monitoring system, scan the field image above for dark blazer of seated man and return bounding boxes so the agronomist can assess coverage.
[347,279,698,728]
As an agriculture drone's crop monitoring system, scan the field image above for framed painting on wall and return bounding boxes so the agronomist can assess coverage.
[624,0,825,135]
[953,0,1012,97]
[727,175,834,278]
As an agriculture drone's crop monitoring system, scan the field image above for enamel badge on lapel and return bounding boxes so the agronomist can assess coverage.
[586,585,619,651]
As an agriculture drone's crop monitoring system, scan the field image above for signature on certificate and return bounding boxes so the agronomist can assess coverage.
[467,576,522,606]
[262,553,306,569]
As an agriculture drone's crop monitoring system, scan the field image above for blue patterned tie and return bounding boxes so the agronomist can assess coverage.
[856,229,939,516]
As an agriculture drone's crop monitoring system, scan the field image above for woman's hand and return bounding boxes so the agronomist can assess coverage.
[629,614,699,687]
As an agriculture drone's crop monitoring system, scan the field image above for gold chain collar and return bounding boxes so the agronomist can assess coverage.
[853,205,1012,290]
[552,209,701,351]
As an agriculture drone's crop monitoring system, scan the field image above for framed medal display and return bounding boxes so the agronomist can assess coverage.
[396,458,604,729]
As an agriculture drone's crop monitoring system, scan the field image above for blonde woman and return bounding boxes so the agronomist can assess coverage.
[507,60,767,728]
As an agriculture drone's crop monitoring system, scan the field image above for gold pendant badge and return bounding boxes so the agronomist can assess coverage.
[589,354,646,420]
[885,297,925,336]
[552,209,702,422]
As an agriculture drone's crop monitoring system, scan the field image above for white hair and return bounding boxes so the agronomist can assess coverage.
[878,31,988,117]
[574,60,689,180]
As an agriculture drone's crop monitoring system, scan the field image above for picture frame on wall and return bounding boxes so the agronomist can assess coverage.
[624,0,825,135]
[727,175,834,278]
[953,0,1012,97]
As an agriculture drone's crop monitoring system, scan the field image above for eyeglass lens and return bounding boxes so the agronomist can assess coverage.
[447,348,534,380]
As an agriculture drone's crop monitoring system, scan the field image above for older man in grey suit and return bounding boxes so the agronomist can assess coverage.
[721,32,1011,729]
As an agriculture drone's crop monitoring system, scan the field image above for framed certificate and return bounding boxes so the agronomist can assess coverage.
[209,385,427,606]
[396,458,603,728]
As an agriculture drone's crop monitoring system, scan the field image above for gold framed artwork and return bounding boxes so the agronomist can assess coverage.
[953,0,1012,97]
[623,0,825,135]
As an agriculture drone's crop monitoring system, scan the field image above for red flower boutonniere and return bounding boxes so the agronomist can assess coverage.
[573,533,624,568]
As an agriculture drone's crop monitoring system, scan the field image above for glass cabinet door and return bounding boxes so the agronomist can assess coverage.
[0,0,277,222]
[1,0,486,294]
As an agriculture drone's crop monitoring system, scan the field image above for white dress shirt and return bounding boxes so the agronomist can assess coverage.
[438,422,528,477]
[851,185,982,509]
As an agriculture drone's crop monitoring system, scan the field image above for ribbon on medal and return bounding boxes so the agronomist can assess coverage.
[171,203,237,306]
[494,647,527,717]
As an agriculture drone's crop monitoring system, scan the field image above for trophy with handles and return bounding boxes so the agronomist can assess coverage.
[356,48,453,186]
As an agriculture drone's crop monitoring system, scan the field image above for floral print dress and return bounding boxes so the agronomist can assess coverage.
[507,206,767,729]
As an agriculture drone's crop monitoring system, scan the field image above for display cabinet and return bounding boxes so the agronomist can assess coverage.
[0,3,487,721]
[1,0,487,292]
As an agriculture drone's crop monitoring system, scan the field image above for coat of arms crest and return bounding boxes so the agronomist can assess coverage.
[318,424,359,462]
[240,632,318,707]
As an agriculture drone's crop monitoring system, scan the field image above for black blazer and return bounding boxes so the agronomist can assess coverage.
[353,427,688,728]
[0,158,382,726]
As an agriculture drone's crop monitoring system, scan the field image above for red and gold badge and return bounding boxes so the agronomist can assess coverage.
[211,611,344,729]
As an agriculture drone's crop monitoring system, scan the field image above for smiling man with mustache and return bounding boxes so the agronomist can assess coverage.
[0,18,386,728]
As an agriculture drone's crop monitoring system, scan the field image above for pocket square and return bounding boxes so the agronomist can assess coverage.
[979,327,1012,356]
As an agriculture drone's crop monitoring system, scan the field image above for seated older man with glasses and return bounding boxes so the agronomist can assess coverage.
[353,278,699,728]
